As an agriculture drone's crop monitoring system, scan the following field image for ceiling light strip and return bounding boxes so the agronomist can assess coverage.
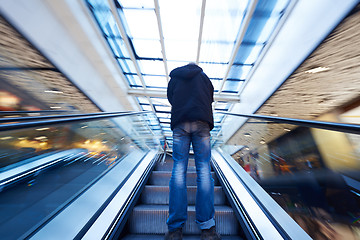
[196,0,207,64]
[218,0,259,93]
[154,0,169,83]
[107,0,146,89]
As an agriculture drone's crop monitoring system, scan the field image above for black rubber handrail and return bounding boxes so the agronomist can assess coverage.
[0,111,151,132]
[0,111,131,123]
[216,111,360,135]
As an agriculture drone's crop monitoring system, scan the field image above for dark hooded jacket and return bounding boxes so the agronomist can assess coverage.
[167,64,214,130]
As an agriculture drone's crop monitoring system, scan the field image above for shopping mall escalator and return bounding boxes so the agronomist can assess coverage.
[120,154,243,239]
[0,110,359,239]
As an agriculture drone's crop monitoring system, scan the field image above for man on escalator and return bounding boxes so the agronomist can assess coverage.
[165,63,221,240]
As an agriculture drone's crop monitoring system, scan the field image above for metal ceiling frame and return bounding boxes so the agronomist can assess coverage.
[218,0,259,94]
[108,0,159,114]
[128,89,241,102]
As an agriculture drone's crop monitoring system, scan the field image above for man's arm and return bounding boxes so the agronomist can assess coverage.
[167,78,174,105]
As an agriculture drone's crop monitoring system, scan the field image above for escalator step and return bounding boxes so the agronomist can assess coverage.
[155,163,196,172]
[140,185,226,205]
[148,171,219,186]
[122,234,243,240]
[128,205,239,235]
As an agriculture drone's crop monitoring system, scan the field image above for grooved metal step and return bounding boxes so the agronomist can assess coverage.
[128,205,239,235]
[140,185,226,205]
[154,160,196,171]
[148,171,219,186]
[122,234,243,240]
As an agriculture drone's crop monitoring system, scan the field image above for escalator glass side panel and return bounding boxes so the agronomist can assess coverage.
[212,150,304,240]
[0,112,164,239]
[218,114,360,240]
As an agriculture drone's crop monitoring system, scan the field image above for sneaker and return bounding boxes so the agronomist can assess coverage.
[201,226,221,240]
[164,228,183,240]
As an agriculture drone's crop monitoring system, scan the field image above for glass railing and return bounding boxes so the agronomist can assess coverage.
[217,112,360,240]
[0,110,164,239]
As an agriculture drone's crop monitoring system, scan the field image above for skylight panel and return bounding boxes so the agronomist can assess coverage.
[141,105,152,111]
[88,0,108,8]
[271,0,290,14]
[159,118,171,123]
[125,74,143,87]
[199,42,234,63]
[132,39,162,58]
[257,17,279,43]
[156,112,170,119]
[167,61,190,72]
[119,0,154,9]
[107,38,130,58]
[202,0,248,41]
[159,0,201,41]
[234,44,264,65]
[165,40,198,61]
[143,75,167,88]
[222,80,243,93]
[139,60,165,75]
[214,114,225,123]
[118,59,136,74]
[136,97,149,104]
[200,63,228,79]
[122,9,159,39]
[150,97,170,106]
[199,0,249,63]
[93,11,115,37]
[210,79,222,92]
[155,105,171,112]
[228,65,252,80]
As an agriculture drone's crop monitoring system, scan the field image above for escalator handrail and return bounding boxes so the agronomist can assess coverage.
[216,111,360,135]
[0,111,151,132]
[0,111,132,123]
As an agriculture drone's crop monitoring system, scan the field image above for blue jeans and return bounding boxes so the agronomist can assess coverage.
[167,121,215,231]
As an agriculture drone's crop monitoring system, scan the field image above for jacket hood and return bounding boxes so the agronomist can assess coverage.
[169,64,203,80]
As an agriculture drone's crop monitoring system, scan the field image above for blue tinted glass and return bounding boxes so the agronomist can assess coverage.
[234,44,264,65]
[228,65,252,80]
[243,15,280,43]
[126,74,142,86]
[118,59,136,74]
[222,80,242,93]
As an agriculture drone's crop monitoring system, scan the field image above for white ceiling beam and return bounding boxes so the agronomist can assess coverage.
[196,0,207,64]
[128,89,240,102]
[154,0,169,83]
[107,0,147,89]
[218,0,258,93]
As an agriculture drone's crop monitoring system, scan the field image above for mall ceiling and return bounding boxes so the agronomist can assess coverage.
[0,2,359,150]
